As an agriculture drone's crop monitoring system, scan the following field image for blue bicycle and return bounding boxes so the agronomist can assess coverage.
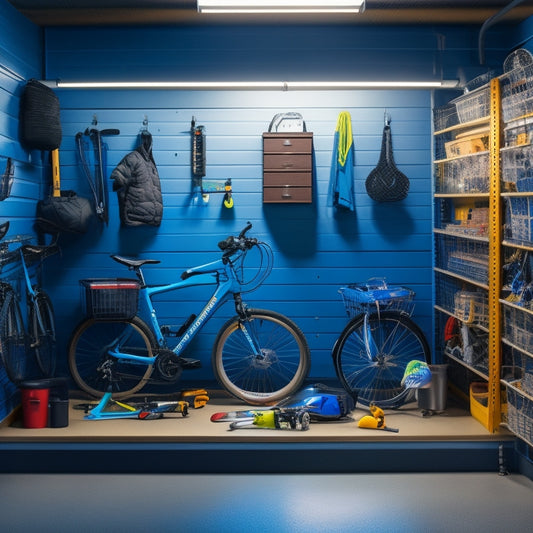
[332,278,431,408]
[68,223,311,405]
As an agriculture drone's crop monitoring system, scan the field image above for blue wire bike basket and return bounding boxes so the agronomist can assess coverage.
[339,278,415,318]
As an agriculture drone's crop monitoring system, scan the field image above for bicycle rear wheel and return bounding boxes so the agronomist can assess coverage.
[29,289,56,377]
[68,316,156,398]
[332,310,430,408]
[0,283,29,383]
[212,309,310,405]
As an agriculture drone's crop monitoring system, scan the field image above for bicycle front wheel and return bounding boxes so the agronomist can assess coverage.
[212,309,310,405]
[332,310,430,408]
[68,316,156,398]
[29,289,56,377]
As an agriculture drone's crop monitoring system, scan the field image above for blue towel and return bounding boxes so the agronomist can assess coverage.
[330,112,355,211]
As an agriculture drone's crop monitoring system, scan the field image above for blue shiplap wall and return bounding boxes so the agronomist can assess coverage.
[38,22,514,389]
[0,0,43,420]
[44,88,433,385]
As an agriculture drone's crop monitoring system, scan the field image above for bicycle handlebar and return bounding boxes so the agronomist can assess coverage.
[218,222,257,255]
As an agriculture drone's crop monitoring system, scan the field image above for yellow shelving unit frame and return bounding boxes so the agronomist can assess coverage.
[487,77,502,432]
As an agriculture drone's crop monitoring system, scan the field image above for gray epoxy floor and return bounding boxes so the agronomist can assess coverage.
[1,472,533,532]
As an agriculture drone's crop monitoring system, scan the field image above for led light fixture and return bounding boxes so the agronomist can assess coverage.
[197,0,366,14]
[51,79,459,90]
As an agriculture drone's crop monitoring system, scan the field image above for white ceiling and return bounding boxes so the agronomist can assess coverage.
[7,0,533,27]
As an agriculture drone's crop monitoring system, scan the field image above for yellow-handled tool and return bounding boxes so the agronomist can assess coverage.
[358,403,399,433]
[358,415,399,433]
[51,149,61,197]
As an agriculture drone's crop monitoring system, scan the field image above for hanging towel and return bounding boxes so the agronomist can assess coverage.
[329,111,355,211]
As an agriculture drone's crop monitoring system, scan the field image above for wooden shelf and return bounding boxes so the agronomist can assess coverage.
[434,116,490,136]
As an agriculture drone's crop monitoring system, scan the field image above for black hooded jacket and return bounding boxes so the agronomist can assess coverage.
[110,132,163,226]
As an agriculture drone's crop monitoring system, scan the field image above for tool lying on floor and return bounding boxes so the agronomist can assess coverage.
[357,404,399,433]
[180,389,210,409]
[227,407,311,431]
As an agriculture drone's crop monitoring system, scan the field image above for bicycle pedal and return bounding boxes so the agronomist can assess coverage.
[181,357,202,369]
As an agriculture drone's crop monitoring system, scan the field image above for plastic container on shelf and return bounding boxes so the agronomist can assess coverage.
[470,382,490,428]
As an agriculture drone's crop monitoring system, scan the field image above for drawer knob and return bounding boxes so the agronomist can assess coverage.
[282,185,292,199]
[282,162,294,168]
[283,140,292,146]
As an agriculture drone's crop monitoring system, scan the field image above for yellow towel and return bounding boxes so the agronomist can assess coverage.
[336,111,353,167]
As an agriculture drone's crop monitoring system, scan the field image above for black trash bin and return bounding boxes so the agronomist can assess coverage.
[47,377,69,428]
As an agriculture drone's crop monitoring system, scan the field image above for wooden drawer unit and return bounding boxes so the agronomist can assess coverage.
[262,132,313,203]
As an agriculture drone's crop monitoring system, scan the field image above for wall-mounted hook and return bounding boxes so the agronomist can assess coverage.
[143,115,149,130]
[384,110,391,126]
[92,114,98,126]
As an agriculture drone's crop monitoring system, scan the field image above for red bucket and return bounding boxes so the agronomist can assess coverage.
[20,383,50,429]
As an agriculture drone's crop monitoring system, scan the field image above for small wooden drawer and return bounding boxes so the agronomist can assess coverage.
[263,154,312,171]
[263,133,313,154]
[262,132,313,204]
[263,186,312,203]
[263,171,311,187]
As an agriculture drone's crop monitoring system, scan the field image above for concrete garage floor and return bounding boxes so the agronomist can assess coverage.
[1,472,533,532]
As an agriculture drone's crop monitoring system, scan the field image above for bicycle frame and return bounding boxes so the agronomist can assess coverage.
[109,252,257,365]
[84,390,188,420]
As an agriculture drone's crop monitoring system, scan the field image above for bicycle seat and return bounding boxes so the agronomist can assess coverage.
[111,255,160,268]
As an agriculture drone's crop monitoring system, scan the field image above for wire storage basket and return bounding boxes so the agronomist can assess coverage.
[503,305,533,354]
[339,279,415,318]
[435,152,490,194]
[524,357,533,397]
[501,144,533,192]
[433,103,459,131]
[452,84,491,124]
[504,196,533,245]
[434,272,489,326]
[500,63,533,122]
[435,233,489,284]
[453,290,489,327]
[81,278,140,320]
[506,383,533,447]
[503,116,533,147]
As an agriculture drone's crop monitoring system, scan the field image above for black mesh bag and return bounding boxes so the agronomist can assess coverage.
[20,79,62,151]
[365,121,409,202]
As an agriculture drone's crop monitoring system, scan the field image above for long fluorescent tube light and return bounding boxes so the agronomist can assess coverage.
[197,0,366,14]
[53,80,458,90]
